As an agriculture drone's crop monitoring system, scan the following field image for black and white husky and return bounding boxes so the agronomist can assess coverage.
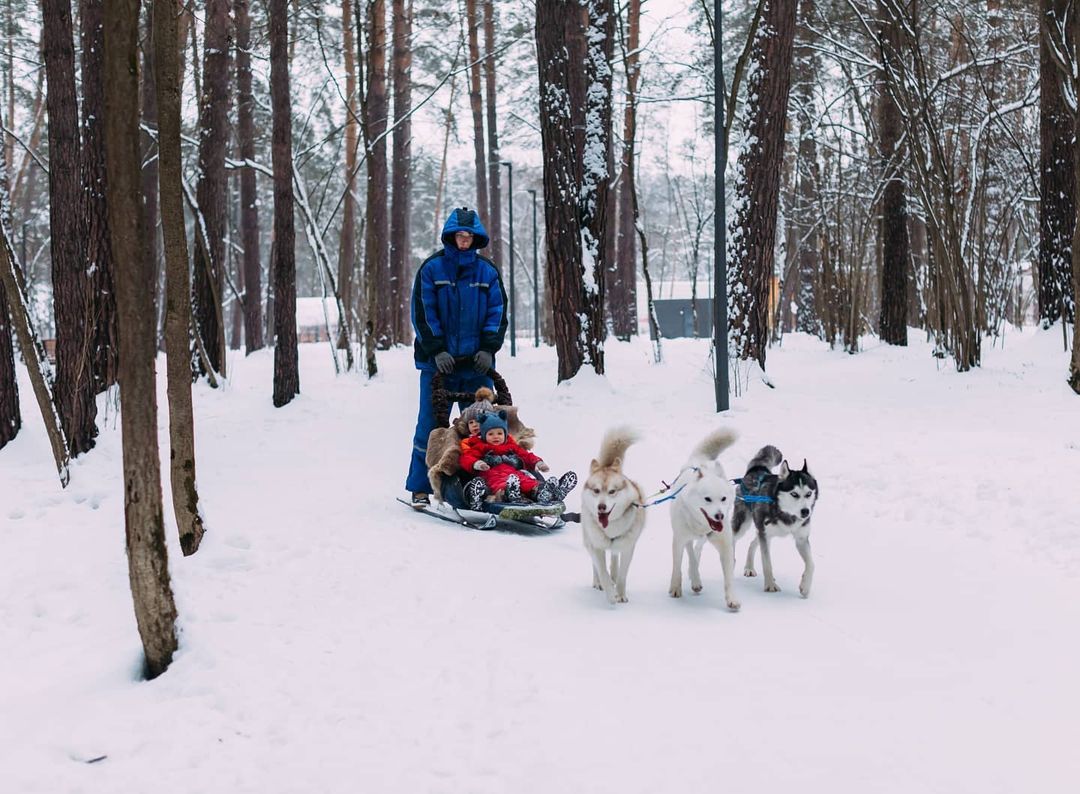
[733,446,819,598]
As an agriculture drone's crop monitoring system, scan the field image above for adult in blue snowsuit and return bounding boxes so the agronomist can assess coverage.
[406,207,508,507]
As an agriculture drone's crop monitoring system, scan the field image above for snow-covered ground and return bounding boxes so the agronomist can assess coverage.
[2,328,1078,793]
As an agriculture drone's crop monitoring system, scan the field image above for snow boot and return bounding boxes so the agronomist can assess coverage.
[534,478,560,505]
[556,471,578,499]
[504,474,523,503]
[410,492,431,510]
[464,477,488,511]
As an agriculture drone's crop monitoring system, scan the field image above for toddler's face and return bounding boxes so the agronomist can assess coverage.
[484,428,506,445]
[467,419,481,436]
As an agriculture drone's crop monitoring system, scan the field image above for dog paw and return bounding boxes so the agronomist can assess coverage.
[764,582,780,593]
[691,584,703,594]
[616,594,628,603]
[799,584,811,598]
[669,585,682,598]
[726,598,741,611]
[593,582,603,591]
[743,568,757,577]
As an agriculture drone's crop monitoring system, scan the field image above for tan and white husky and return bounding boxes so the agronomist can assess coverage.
[669,428,741,611]
[580,426,647,605]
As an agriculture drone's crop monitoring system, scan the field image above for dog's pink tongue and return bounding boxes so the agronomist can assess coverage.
[700,508,723,533]
[598,511,609,529]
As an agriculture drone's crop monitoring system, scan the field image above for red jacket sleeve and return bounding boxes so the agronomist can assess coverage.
[459,439,488,473]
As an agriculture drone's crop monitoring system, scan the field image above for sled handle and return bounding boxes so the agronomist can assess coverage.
[431,368,513,428]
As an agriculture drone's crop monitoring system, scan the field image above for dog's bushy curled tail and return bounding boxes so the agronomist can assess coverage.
[745,444,782,474]
[596,426,640,469]
[688,428,739,465]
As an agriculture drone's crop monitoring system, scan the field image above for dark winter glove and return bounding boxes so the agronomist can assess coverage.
[434,351,455,374]
[473,350,493,375]
[483,453,502,467]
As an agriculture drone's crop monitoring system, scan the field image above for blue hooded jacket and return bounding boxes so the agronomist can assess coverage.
[411,208,508,369]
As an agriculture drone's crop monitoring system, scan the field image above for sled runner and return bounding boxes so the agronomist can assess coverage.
[409,366,569,534]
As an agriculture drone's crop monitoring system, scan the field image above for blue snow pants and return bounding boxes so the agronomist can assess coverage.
[406,367,494,494]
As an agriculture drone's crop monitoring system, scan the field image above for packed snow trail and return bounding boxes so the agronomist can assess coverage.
[1,331,1077,793]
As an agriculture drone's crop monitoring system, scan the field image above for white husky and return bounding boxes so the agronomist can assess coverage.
[580,426,646,605]
[668,428,740,611]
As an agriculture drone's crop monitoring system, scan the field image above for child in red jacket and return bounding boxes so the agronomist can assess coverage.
[459,410,576,508]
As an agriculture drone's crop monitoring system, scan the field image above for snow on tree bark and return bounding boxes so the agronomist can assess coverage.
[1040,0,1076,326]
[536,0,610,382]
[727,0,798,369]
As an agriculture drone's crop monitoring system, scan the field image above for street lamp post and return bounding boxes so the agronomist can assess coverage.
[713,0,729,412]
[527,188,538,347]
[501,161,515,357]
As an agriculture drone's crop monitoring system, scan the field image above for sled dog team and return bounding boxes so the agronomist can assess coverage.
[582,426,819,610]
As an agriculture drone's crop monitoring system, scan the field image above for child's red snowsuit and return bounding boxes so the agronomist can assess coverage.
[459,437,544,496]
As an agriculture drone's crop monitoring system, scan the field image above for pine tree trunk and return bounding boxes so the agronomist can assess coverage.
[483,0,501,268]
[1,223,70,483]
[236,0,263,353]
[1040,0,1075,326]
[80,0,119,391]
[155,0,206,555]
[364,0,391,351]
[877,0,908,345]
[727,0,797,369]
[338,0,358,347]
[536,0,608,382]
[0,278,18,450]
[792,0,821,336]
[104,0,178,679]
[193,0,232,377]
[465,0,488,221]
[140,5,161,354]
[612,0,641,341]
[42,0,97,455]
[270,0,299,405]
[389,0,412,344]
[0,150,18,449]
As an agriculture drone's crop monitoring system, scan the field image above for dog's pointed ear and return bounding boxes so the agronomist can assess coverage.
[590,458,601,474]
[779,460,791,478]
[610,457,622,473]
[801,458,811,475]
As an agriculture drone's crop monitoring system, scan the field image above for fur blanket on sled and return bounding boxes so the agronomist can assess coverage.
[426,403,535,503]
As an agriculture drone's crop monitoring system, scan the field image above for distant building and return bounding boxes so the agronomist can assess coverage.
[295,297,338,343]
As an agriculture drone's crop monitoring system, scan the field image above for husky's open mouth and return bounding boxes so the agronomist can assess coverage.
[597,509,610,528]
[700,507,724,533]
